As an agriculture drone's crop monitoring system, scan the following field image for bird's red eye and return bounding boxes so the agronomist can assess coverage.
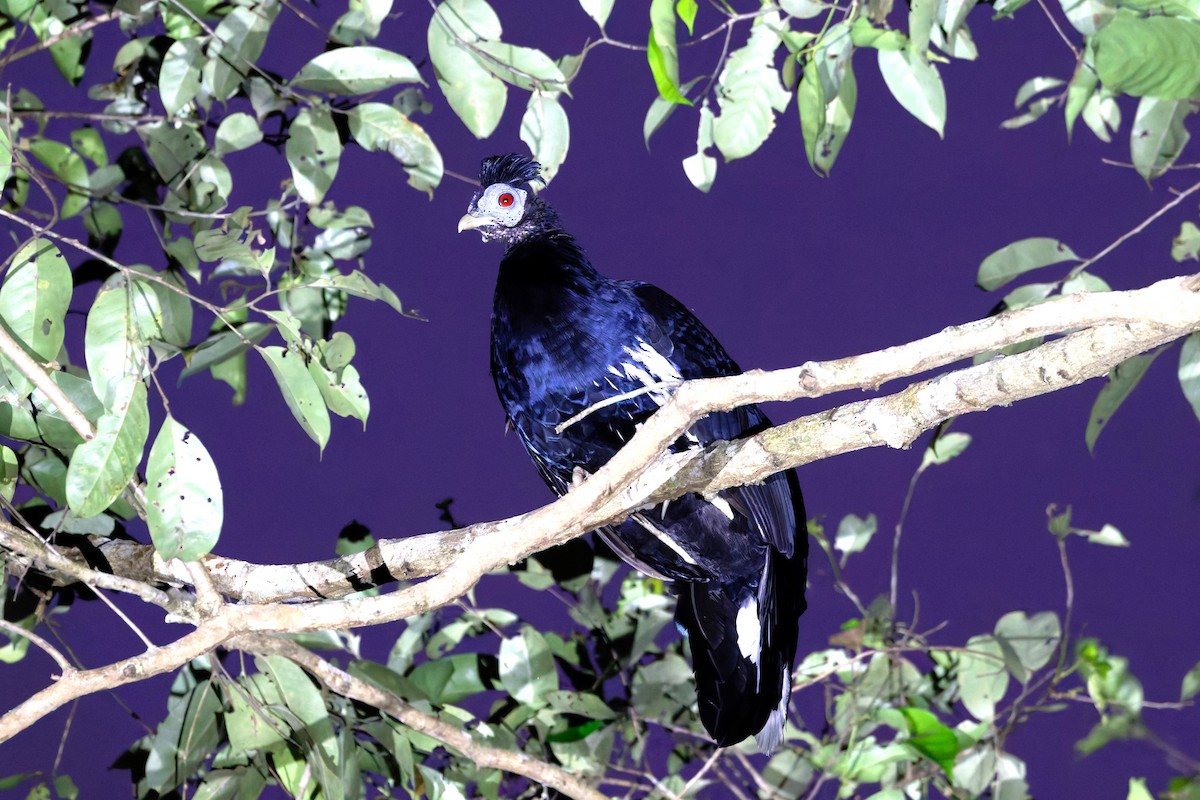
[497,192,515,208]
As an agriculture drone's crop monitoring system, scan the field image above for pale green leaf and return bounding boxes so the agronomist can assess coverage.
[145,416,223,561]
[1087,349,1162,453]
[1066,54,1100,138]
[1178,332,1200,423]
[648,0,692,105]
[520,92,570,185]
[0,238,71,398]
[1060,0,1116,35]
[427,0,507,138]
[291,46,422,94]
[204,6,275,102]
[0,445,17,502]
[214,113,263,156]
[834,512,877,562]
[922,431,971,466]
[644,76,702,148]
[1014,77,1066,108]
[85,277,149,409]
[712,13,790,160]
[578,0,613,28]
[159,38,203,116]
[499,626,557,707]
[308,360,369,424]
[909,0,937,58]
[878,48,946,136]
[1094,10,1200,98]
[263,656,339,765]
[976,237,1079,291]
[260,346,330,452]
[999,281,1057,310]
[959,635,1008,721]
[1127,778,1154,800]
[347,102,443,196]
[1130,95,1192,182]
[28,137,88,218]
[286,106,343,205]
[472,41,567,92]
[676,0,698,34]
[994,611,1060,678]
[65,377,148,518]
[0,126,11,189]
[681,151,716,192]
[953,746,998,796]
[1181,660,1200,702]
[1062,270,1111,294]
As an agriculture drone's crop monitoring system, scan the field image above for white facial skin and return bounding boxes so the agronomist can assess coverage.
[465,183,528,228]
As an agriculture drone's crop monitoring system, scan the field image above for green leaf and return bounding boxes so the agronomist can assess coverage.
[712,13,791,160]
[643,76,702,148]
[681,102,717,191]
[1173,221,1200,262]
[1130,96,1192,182]
[959,634,1009,721]
[145,416,223,562]
[994,610,1060,679]
[800,27,858,177]
[286,106,342,205]
[182,322,273,380]
[143,670,222,794]
[578,0,613,28]
[347,102,443,196]
[1062,270,1111,294]
[262,656,339,766]
[307,270,408,314]
[520,92,570,185]
[427,0,507,138]
[898,707,959,775]
[159,38,204,116]
[1086,349,1162,453]
[409,654,489,704]
[0,238,71,397]
[499,626,557,708]
[0,445,17,502]
[1184,334,1200,423]
[976,237,1080,291]
[1093,10,1200,99]
[1060,0,1116,35]
[878,48,946,136]
[292,46,422,94]
[1127,778,1154,800]
[214,113,263,156]
[65,377,148,518]
[308,360,369,424]
[1066,55,1100,139]
[0,127,11,189]
[834,512,877,562]
[953,746,998,796]
[676,0,698,34]
[648,0,692,106]
[28,137,88,218]
[909,0,937,58]
[203,6,276,102]
[922,431,971,467]
[472,42,568,92]
[1181,660,1200,702]
[260,346,330,452]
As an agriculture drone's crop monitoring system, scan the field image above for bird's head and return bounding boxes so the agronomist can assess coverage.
[458,154,553,244]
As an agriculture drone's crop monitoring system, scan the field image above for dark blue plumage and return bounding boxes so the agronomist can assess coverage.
[459,154,808,752]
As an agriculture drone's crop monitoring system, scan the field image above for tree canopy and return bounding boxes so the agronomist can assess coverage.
[1,1,1200,799]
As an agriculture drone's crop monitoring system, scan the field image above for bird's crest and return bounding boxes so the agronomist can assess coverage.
[479,153,544,189]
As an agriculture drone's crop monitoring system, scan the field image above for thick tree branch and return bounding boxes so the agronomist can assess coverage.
[3,273,1199,740]
[40,272,1200,604]
[232,635,610,800]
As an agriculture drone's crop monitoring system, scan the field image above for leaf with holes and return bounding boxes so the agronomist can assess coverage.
[976,237,1079,291]
[0,238,71,398]
[1086,349,1162,453]
[286,106,343,205]
[261,346,330,452]
[65,377,148,518]
[347,102,443,196]
[146,416,223,561]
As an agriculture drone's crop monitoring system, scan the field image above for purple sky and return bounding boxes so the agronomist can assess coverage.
[4,3,1200,798]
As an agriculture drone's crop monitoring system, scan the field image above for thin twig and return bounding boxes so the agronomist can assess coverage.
[0,618,72,671]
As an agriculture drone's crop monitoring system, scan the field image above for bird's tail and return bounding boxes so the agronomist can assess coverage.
[676,545,807,753]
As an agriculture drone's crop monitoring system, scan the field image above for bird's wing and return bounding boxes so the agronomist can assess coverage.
[630,282,799,558]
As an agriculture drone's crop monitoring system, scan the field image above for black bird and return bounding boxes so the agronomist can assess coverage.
[459,154,808,753]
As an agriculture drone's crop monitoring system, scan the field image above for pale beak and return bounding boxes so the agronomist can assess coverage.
[457,213,494,233]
